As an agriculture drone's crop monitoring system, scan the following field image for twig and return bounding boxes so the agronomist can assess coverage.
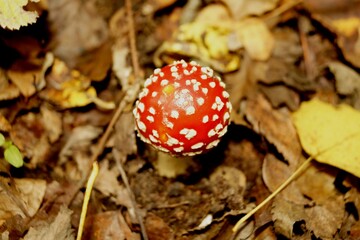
[114,150,149,240]
[126,0,141,82]
[76,0,145,238]
[76,161,99,240]
[232,156,313,233]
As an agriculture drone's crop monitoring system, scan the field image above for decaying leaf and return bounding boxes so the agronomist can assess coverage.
[234,18,275,61]
[271,163,345,239]
[155,4,275,72]
[328,61,360,109]
[84,211,140,240]
[23,206,74,240]
[0,114,11,132]
[59,125,103,164]
[0,0,40,30]
[328,61,360,95]
[304,0,360,67]
[221,0,279,20]
[145,213,174,240]
[245,94,302,167]
[94,160,133,208]
[40,59,114,109]
[48,0,108,68]
[154,4,240,72]
[0,178,46,218]
[292,99,360,178]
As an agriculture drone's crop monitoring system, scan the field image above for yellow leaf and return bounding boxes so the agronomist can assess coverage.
[330,17,360,37]
[0,0,39,30]
[292,99,360,178]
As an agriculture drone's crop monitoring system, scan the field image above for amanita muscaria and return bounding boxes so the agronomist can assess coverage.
[133,60,232,156]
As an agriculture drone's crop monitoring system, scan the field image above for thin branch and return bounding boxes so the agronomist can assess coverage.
[232,156,313,233]
[114,150,148,240]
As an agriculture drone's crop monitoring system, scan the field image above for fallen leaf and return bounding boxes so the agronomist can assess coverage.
[0,114,11,132]
[272,196,309,239]
[234,18,275,61]
[272,164,345,239]
[114,112,137,156]
[145,213,174,240]
[292,99,360,178]
[328,61,360,95]
[259,84,300,110]
[304,0,360,68]
[304,195,345,239]
[40,106,62,143]
[154,4,240,72]
[221,0,279,20]
[84,211,140,240]
[59,125,102,164]
[262,153,309,205]
[23,206,74,240]
[245,94,302,167]
[0,0,40,30]
[0,68,20,101]
[94,160,133,208]
[48,0,108,68]
[7,70,37,97]
[41,59,114,109]
[0,178,46,219]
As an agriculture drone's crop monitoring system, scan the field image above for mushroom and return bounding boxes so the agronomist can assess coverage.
[133,60,232,158]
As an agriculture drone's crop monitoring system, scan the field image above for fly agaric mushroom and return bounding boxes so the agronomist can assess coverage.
[133,60,232,156]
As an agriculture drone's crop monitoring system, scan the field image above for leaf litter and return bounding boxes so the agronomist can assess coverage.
[0,0,360,239]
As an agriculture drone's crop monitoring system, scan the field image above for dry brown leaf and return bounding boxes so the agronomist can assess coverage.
[304,0,360,68]
[271,162,345,238]
[10,112,46,160]
[40,106,62,143]
[84,211,140,240]
[23,206,74,240]
[244,94,302,167]
[328,61,360,95]
[7,70,37,97]
[94,160,133,208]
[259,84,300,110]
[0,69,20,101]
[262,154,309,205]
[145,213,174,240]
[305,195,345,239]
[235,18,275,61]
[114,112,137,156]
[328,61,360,109]
[48,0,108,68]
[0,178,46,219]
[272,196,309,239]
[0,113,11,132]
[59,125,102,164]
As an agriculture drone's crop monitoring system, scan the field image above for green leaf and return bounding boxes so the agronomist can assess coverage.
[0,134,4,146]
[4,145,23,168]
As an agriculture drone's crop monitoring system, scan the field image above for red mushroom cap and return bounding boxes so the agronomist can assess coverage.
[133,60,232,156]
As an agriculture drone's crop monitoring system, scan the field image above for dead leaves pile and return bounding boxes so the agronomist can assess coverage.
[0,0,360,239]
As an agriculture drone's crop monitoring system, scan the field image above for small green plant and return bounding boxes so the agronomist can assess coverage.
[0,133,23,168]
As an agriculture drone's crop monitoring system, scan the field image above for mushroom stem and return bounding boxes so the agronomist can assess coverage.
[153,151,193,178]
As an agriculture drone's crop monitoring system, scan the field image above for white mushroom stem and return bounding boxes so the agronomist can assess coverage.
[152,151,194,178]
